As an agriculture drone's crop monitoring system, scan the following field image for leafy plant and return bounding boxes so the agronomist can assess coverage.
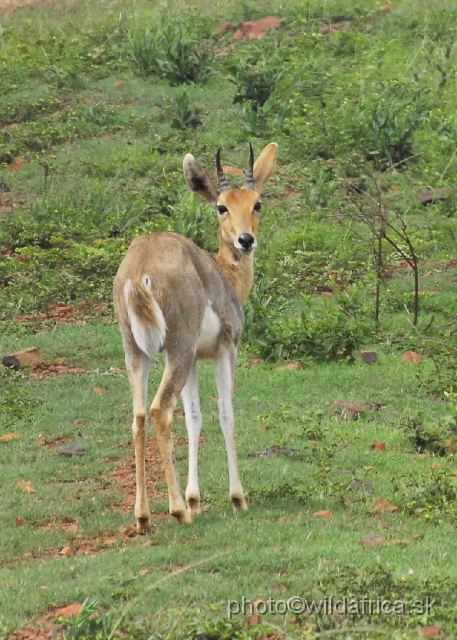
[362,84,429,169]
[400,413,450,455]
[395,466,457,521]
[57,597,115,640]
[244,283,373,362]
[171,90,202,130]
[228,55,282,110]
[0,368,40,428]
[130,18,215,85]
[169,193,217,252]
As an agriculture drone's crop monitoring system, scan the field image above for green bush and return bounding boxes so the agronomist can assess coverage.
[244,285,373,362]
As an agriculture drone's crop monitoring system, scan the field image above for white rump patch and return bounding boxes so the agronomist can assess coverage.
[124,279,166,357]
[196,304,221,356]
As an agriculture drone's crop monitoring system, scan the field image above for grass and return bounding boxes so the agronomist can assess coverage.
[2,0,457,637]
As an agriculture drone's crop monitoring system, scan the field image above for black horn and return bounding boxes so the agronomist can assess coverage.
[216,148,232,192]
[244,143,255,190]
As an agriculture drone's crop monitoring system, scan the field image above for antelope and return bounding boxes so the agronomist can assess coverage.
[113,142,278,532]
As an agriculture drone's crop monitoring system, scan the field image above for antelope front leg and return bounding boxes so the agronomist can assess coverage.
[181,361,202,513]
[215,347,247,512]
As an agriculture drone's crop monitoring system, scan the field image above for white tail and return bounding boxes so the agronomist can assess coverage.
[114,143,278,532]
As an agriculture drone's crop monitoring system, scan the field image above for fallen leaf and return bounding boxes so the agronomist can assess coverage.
[0,431,21,442]
[222,164,244,176]
[245,613,261,626]
[7,157,25,171]
[141,540,155,547]
[93,387,105,395]
[245,359,260,367]
[370,497,398,516]
[401,351,423,364]
[371,443,387,451]
[233,16,280,40]
[313,510,334,518]
[362,535,387,548]
[16,481,35,494]
[276,362,302,371]
[49,603,82,618]
[420,625,441,638]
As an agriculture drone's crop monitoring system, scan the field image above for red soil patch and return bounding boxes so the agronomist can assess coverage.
[233,16,280,40]
[108,436,172,520]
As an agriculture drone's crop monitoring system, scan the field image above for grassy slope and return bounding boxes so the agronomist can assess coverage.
[1,0,457,638]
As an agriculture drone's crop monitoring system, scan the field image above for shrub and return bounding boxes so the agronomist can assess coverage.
[244,285,373,362]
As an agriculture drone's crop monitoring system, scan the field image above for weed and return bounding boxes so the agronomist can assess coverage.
[400,413,449,455]
[361,84,429,169]
[171,91,202,130]
[130,18,215,85]
[57,597,115,640]
[228,55,283,110]
[0,368,40,429]
[395,466,457,522]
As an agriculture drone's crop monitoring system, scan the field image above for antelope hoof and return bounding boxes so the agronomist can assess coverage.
[172,508,193,525]
[186,495,201,514]
[231,495,248,512]
[136,516,151,534]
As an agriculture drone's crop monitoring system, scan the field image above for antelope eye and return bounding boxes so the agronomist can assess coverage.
[217,205,228,215]
[253,202,262,212]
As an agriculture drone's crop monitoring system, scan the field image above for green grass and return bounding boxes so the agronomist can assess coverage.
[2,0,457,637]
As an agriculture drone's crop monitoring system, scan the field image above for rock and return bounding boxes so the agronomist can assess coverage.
[233,16,280,41]
[362,535,387,548]
[248,445,301,458]
[58,444,87,457]
[360,350,378,364]
[333,401,362,420]
[2,347,42,369]
[419,188,457,205]
[320,20,352,35]
[348,479,374,494]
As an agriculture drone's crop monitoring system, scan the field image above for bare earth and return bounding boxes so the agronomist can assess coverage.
[0,0,51,13]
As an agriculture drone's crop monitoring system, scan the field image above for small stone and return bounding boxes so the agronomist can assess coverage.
[348,479,374,494]
[419,188,457,205]
[2,347,42,369]
[362,535,387,548]
[360,350,378,364]
[60,546,74,557]
[58,444,87,457]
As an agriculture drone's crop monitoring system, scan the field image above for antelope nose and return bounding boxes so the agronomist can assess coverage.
[238,233,255,250]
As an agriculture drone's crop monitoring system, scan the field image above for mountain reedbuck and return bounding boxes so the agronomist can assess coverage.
[113,143,278,532]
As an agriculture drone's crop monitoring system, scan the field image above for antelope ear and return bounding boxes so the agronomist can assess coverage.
[183,154,219,203]
[253,142,278,193]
